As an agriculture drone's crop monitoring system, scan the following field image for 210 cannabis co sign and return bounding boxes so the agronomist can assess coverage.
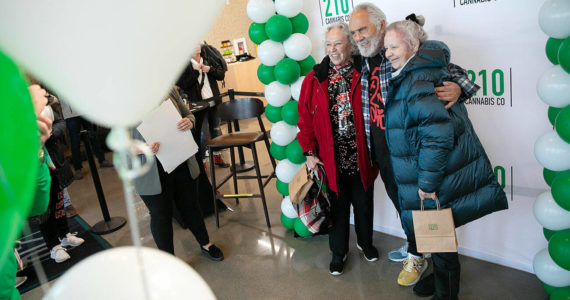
[465,68,513,107]
[318,0,354,26]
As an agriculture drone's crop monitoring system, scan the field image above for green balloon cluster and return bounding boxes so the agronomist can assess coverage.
[560,37,570,73]
[543,168,570,186]
[265,104,282,123]
[552,173,570,210]
[281,100,299,125]
[294,217,313,237]
[286,139,306,164]
[555,106,570,143]
[0,51,40,267]
[248,22,268,45]
[298,55,316,76]
[549,230,570,271]
[265,15,292,42]
[257,64,275,85]
[543,281,558,295]
[546,38,564,65]
[281,213,296,230]
[549,106,564,126]
[276,179,289,196]
[270,142,287,160]
[290,13,309,34]
[274,58,300,85]
[545,227,559,241]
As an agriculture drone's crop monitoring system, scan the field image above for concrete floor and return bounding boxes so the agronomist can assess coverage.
[22,118,547,300]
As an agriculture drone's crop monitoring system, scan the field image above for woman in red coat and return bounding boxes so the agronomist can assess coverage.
[297,22,378,276]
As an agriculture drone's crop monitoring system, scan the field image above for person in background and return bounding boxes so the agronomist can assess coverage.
[176,45,228,168]
[382,18,508,299]
[297,23,378,276]
[59,99,113,180]
[348,3,479,288]
[131,88,224,261]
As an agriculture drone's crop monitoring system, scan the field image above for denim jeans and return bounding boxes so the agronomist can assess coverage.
[65,116,106,170]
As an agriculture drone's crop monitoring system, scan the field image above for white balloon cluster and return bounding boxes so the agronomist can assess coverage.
[533,0,570,292]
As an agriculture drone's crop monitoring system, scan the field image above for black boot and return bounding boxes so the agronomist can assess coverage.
[431,267,460,300]
[414,273,435,297]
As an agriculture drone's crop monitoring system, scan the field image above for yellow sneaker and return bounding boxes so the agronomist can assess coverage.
[397,254,428,286]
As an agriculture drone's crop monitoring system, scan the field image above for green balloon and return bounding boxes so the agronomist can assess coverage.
[555,106,570,143]
[551,287,570,300]
[281,100,300,126]
[546,38,564,65]
[257,64,275,85]
[545,227,559,241]
[274,58,300,85]
[270,142,287,160]
[549,229,570,271]
[264,104,282,123]
[0,50,39,267]
[549,106,564,126]
[298,55,316,76]
[290,13,309,34]
[248,22,268,45]
[286,139,306,164]
[276,179,289,196]
[265,15,292,42]
[544,168,570,186]
[552,173,570,211]
[559,37,570,74]
[542,281,559,295]
[294,218,313,237]
[281,213,296,230]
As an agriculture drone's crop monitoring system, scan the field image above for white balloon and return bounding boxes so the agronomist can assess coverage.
[271,121,297,146]
[257,40,286,66]
[276,159,304,183]
[44,247,215,300]
[533,191,570,231]
[539,0,570,39]
[246,0,276,23]
[533,248,570,287]
[0,1,223,127]
[281,196,298,218]
[265,81,292,107]
[537,65,570,108]
[534,131,570,171]
[290,76,305,101]
[275,0,303,18]
[283,33,313,61]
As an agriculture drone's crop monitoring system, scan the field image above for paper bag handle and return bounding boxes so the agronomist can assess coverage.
[420,195,441,211]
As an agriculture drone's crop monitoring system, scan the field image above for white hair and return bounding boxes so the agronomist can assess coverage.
[352,2,387,31]
[325,22,358,55]
[386,17,428,51]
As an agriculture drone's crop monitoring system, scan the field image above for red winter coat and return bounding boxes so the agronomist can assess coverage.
[297,57,378,194]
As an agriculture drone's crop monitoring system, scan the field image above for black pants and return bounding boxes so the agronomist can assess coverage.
[140,161,209,254]
[39,171,70,249]
[66,116,106,170]
[329,173,374,257]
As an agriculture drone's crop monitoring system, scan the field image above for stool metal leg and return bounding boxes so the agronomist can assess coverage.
[229,146,238,205]
[251,143,271,229]
[208,146,220,228]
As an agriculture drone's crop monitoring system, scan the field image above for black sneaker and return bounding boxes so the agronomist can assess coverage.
[357,243,379,262]
[329,254,346,276]
[201,244,224,261]
[413,273,435,297]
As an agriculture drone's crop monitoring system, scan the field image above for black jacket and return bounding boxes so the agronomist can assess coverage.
[176,45,225,105]
[45,103,74,190]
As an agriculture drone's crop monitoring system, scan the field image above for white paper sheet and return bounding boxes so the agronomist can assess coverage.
[136,100,198,173]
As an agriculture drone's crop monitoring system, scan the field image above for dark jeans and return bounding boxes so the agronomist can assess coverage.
[140,161,209,254]
[39,171,70,249]
[329,173,374,257]
[66,116,106,170]
[200,107,221,157]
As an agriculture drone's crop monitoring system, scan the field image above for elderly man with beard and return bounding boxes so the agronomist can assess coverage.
[348,2,479,294]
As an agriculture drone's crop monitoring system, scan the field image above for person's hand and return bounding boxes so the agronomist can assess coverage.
[435,81,461,109]
[305,155,322,170]
[201,64,211,73]
[192,63,202,71]
[37,114,53,146]
[29,84,48,116]
[177,117,193,131]
[150,142,160,155]
[418,189,437,201]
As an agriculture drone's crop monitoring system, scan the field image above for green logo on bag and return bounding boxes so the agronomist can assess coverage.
[429,224,438,230]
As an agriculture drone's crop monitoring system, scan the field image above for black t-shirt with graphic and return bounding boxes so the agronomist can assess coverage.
[367,54,390,166]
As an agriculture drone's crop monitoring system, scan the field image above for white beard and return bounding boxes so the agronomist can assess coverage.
[357,34,382,57]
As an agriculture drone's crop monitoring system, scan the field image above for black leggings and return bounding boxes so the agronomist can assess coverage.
[140,161,209,254]
[39,170,70,249]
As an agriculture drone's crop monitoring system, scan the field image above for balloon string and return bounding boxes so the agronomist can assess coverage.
[21,223,50,295]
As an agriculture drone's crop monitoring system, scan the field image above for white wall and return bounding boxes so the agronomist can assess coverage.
[301,0,551,273]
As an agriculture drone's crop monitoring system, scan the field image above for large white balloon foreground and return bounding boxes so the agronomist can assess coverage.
[0,1,223,127]
[44,247,216,300]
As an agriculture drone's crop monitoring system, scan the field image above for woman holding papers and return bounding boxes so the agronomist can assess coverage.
[131,88,224,261]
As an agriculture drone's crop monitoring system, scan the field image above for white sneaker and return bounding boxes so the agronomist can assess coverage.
[60,232,84,247]
[50,245,70,263]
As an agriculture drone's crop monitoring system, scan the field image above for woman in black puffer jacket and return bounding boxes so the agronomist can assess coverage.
[383,19,508,300]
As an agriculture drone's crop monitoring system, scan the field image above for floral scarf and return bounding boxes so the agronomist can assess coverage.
[328,61,353,136]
